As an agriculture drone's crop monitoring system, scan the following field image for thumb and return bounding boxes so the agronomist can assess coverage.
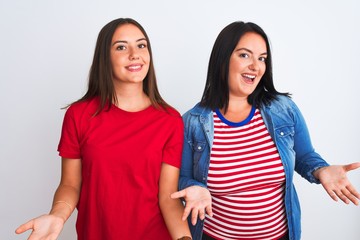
[170,189,186,199]
[343,162,360,172]
[15,220,34,234]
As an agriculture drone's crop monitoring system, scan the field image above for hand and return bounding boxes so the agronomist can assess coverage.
[15,214,65,240]
[313,162,360,205]
[171,186,213,225]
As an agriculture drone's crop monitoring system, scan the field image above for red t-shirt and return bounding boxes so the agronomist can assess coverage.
[58,98,183,240]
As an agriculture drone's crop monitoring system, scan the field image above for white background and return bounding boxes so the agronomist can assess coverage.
[1,0,359,239]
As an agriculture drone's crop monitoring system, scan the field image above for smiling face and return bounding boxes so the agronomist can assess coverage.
[110,24,150,86]
[228,32,267,100]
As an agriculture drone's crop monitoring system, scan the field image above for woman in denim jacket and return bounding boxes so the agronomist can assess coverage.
[171,21,360,240]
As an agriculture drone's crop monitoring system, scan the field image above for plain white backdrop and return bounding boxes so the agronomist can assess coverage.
[1,0,359,239]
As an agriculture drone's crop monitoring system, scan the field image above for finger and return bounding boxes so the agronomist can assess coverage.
[334,189,350,204]
[170,190,186,199]
[323,186,339,202]
[182,204,192,221]
[191,208,199,226]
[346,184,360,200]
[343,162,360,172]
[344,185,360,205]
[198,209,205,221]
[15,220,34,234]
[205,205,213,217]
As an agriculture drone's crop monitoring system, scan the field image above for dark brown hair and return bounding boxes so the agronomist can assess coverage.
[200,21,290,112]
[73,18,169,115]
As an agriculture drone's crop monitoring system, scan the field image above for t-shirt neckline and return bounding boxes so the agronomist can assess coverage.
[215,106,256,127]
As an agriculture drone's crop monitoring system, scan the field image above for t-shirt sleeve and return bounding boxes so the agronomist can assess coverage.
[162,114,184,169]
[57,106,81,159]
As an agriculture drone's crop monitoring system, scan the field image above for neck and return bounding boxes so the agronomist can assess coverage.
[225,95,251,112]
[221,97,252,122]
[114,82,151,112]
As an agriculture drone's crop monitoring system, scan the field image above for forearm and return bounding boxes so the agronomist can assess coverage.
[295,152,329,183]
[160,195,191,240]
[50,184,80,223]
[291,102,329,183]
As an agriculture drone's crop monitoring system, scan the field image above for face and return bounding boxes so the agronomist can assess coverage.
[228,32,267,99]
[110,24,150,85]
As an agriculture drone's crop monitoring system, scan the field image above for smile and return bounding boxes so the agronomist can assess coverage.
[242,74,256,82]
[126,64,142,72]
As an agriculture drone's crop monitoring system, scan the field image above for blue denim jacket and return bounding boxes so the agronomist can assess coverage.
[179,95,329,240]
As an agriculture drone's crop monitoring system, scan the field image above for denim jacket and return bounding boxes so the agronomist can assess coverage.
[179,95,329,240]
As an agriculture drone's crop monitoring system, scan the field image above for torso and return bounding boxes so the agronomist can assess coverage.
[203,108,288,240]
[58,98,183,240]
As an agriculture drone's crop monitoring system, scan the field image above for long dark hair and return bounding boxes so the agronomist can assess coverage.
[200,21,290,112]
[73,18,169,115]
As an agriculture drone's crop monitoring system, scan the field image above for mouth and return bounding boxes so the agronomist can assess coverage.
[242,73,256,83]
[126,64,142,72]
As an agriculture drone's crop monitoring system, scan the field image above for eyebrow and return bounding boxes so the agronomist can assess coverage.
[112,38,147,46]
[235,47,267,56]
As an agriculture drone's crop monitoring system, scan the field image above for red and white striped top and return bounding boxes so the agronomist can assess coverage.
[203,109,288,240]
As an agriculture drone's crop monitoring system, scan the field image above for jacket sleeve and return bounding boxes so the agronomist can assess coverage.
[290,100,330,183]
[179,111,207,190]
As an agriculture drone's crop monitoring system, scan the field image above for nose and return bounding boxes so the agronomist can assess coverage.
[249,58,259,71]
[129,48,139,61]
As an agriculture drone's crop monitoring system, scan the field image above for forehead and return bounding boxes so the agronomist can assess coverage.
[112,23,146,41]
[235,32,267,51]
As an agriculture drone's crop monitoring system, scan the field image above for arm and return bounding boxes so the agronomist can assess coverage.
[172,110,213,226]
[178,111,208,191]
[287,99,359,204]
[15,158,82,239]
[159,163,191,240]
[286,100,329,182]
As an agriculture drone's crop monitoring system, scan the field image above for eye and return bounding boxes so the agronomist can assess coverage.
[116,45,126,51]
[259,56,267,62]
[239,53,249,58]
[138,43,147,49]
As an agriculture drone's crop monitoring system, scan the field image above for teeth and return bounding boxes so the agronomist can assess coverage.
[243,74,255,79]
[128,65,141,70]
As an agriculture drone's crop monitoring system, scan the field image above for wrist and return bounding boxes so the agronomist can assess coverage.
[50,201,74,223]
[313,166,327,179]
[48,212,67,224]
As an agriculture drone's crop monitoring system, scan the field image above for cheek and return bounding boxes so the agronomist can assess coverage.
[143,55,151,72]
[110,57,122,70]
[144,53,151,63]
[228,63,241,80]
[259,65,266,78]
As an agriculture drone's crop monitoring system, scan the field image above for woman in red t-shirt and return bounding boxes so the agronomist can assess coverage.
[16,18,192,240]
